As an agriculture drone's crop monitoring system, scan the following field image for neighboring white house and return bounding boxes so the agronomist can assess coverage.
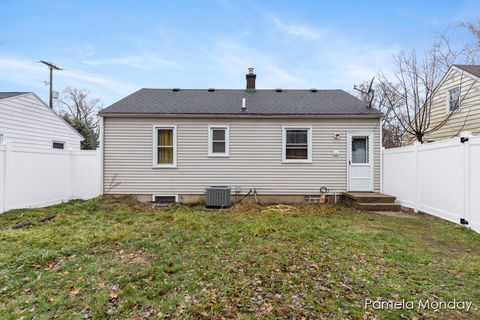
[99,69,383,203]
[0,92,102,214]
[0,92,83,149]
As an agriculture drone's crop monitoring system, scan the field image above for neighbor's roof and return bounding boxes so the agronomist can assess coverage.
[0,92,29,100]
[100,89,381,117]
[454,65,480,77]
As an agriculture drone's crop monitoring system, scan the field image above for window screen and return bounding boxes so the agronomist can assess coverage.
[285,129,309,160]
[212,128,226,153]
[157,129,174,164]
[351,137,368,164]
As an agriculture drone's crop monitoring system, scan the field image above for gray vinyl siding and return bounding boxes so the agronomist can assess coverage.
[0,93,82,149]
[103,117,381,196]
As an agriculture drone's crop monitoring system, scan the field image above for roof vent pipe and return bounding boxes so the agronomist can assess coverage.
[241,98,246,112]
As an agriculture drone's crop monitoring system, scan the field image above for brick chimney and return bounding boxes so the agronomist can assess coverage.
[246,67,256,92]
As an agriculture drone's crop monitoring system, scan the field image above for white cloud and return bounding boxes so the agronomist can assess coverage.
[211,40,307,88]
[266,13,324,40]
[83,53,182,70]
[61,69,137,94]
[255,13,398,90]
[0,56,138,101]
[205,12,399,91]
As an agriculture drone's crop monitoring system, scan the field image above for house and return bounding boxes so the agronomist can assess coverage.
[99,69,383,204]
[0,92,83,150]
[404,65,480,144]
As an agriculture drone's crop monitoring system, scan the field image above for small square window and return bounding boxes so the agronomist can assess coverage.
[53,141,64,149]
[208,126,229,157]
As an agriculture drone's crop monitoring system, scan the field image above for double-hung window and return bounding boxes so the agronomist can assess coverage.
[153,126,177,168]
[282,126,312,163]
[208,126,229,157]
[448,87,460,112]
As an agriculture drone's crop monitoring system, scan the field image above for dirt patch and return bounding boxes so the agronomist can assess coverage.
[416,234,467,252]
[372,211,418,218]
[117,248,152,267]
[44,256,67,272]
[228,201,264,213]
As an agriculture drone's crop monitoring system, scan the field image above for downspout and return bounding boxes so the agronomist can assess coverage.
[99,115,104,195]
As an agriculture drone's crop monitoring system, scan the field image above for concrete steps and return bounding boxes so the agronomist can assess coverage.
[343,192,400,211]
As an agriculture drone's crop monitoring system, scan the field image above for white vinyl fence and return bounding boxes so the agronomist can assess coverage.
[383,134,480,233]
[0,143,101,213]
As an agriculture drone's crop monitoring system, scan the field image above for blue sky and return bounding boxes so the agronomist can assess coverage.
[1,0,479,106]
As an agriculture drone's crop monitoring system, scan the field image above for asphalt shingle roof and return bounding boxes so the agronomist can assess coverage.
[100,89,381,116]
[0,92,28,100]
[454,65,480,77]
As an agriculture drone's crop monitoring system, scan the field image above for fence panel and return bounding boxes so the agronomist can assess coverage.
[383,135,480,233]
[469,136,480,232]
[71,150,102,199]
[0,143,101,213]
[417,140,464,224]
[0,145,5,213]
[383,146,416,208]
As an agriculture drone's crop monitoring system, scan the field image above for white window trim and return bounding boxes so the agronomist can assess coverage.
[208,125,230,157]
[282,126,312,163]
[152,125,177,168]
[446,86,460,114]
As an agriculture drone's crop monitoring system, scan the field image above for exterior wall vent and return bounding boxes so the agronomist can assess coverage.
[208,88,215,92]
[206,186,231,208]
[153,195,177,203]
[172,88,180,92]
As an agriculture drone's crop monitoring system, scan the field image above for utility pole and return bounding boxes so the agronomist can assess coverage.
[39,60,62,109]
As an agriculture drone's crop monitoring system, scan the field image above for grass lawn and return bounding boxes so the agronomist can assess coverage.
[0,197,479,319]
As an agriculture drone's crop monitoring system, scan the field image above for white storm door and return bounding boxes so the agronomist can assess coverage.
[347,133,374,191]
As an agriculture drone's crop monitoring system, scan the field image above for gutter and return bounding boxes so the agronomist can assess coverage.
[98,113,383,119]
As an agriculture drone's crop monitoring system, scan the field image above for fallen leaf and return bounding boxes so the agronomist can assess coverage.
[109,292,118,300]
[68,288,80,298]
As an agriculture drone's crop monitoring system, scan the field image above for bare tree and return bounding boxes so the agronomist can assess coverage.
[354,80,404,148]
[58,87,102,149]
[433,23,480,73]
[377,49,475,143]
[357,18,480,146]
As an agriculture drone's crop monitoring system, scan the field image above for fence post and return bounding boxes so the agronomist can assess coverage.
[413,142,420,213]
[462,132,472,225]
[68,148,74,201]
[1,142,9,213]
[0,143,6,213]
[380,146,385,193]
